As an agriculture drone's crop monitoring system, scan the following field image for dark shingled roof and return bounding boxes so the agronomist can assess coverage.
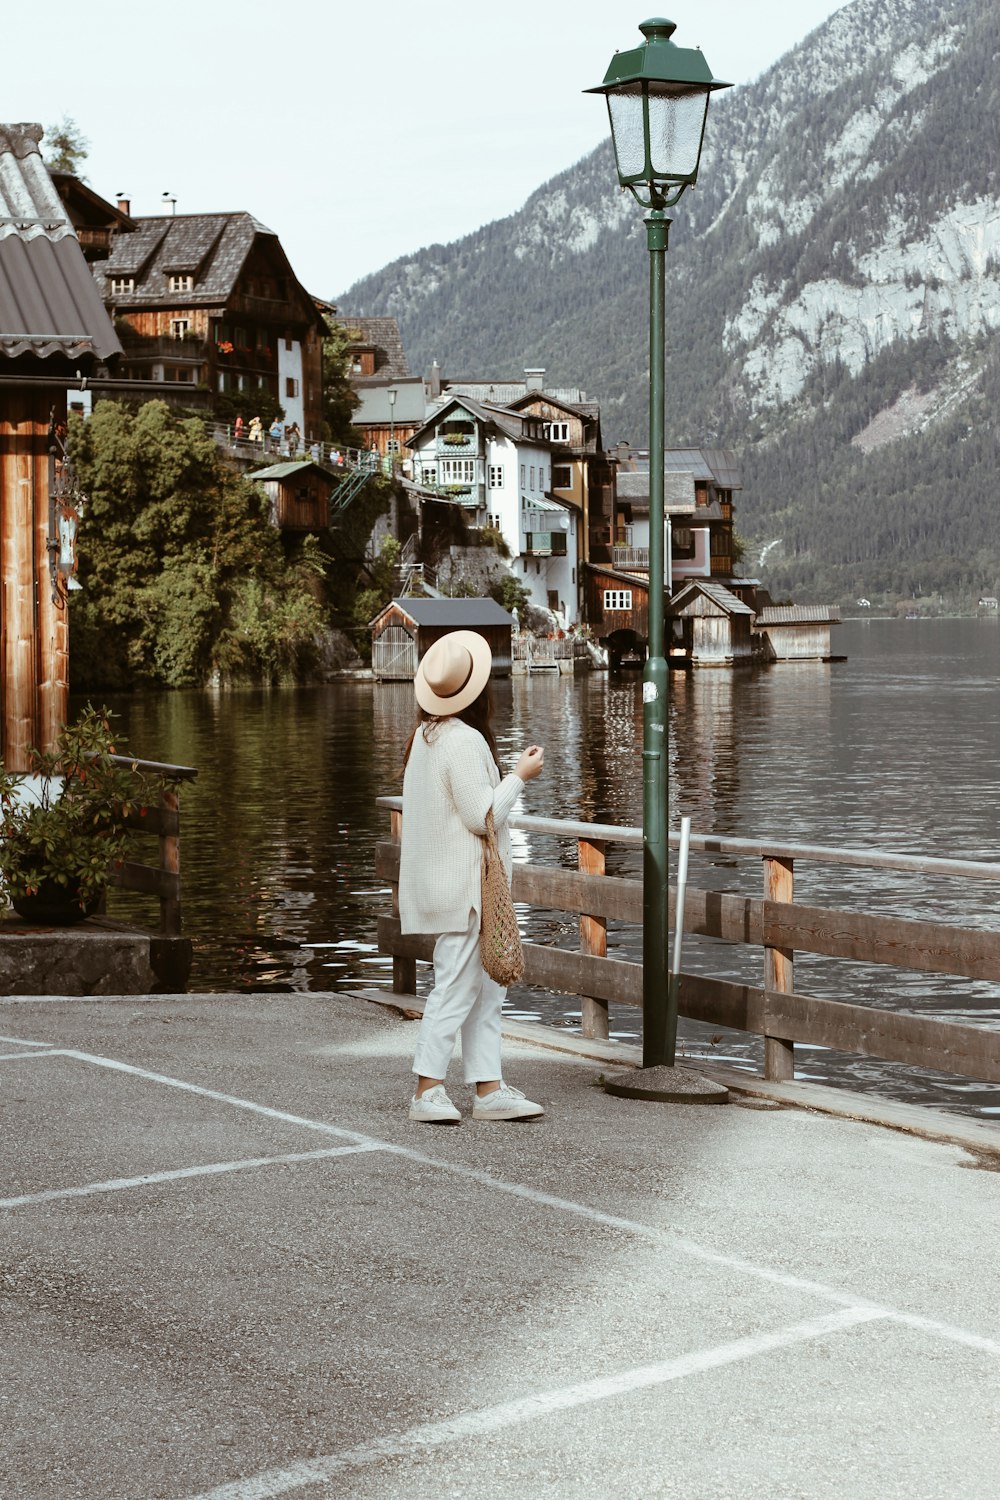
[339,316,409,379]
[0,123,122,363]
[98,211,324,331]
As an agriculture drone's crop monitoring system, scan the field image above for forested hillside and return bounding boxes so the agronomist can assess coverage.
[340,0,1000,605]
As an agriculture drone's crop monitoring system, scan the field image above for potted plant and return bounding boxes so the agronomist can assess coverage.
[0,706,157,925]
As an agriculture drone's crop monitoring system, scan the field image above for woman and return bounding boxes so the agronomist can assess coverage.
[399,630,544,1123]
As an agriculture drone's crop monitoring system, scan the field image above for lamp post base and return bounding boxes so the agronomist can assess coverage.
[603,1065,729,1105]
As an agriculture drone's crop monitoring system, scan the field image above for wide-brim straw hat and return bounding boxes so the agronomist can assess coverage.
[414,630,492,716]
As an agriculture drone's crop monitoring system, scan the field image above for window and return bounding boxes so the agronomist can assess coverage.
[553,465,572,489]
[163,366,192,382]
[285,377,299,398]
[543,421,569,443]
[285,337,293,352]
[168,274,194,293]
[488,465,504,489]
[110,276,134,295]
[420,464,438,484]
[520,464,526,490]
[170,318,190,339]
[441,459,476,484]
[530,466,535,491]
[487,512,502,530]
[603,589,633,611]
[387,439,400,454]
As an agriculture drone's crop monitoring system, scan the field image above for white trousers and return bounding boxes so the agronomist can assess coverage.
[411,912,505,1083]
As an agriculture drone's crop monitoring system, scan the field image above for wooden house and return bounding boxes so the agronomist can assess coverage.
[0,123,122,768]
[370,598,514,682]
[753,605,842,661]
[97,211,327,437]
[583,564,654,668]
[667,581,754,667]
[247,460,334,531]
[506,388,616,576]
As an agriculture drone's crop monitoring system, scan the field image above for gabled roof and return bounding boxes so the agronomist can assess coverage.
[667,580,755,617]
[0,123,122,363]
[372,597,515,629]
[247,460,334,484]
[98,211,326,331]
[407,393,553,449]
[339,315,409,378]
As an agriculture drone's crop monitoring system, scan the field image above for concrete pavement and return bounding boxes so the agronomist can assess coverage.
[1,990,998,1500]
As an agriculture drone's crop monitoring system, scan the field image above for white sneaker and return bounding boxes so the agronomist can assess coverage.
[409,1084,461,1124]
[472,1084,544,1121]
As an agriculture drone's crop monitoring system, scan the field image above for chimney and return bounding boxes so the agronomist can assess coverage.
[524,368,545,390]
[426,359,442,399]
[117,196,131,215]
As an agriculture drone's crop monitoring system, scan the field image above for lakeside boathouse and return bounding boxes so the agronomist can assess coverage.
[370,597,514,682]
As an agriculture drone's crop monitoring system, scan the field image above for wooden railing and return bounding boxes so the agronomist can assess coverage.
[375,799,1000,1089]
[104,754,198,939]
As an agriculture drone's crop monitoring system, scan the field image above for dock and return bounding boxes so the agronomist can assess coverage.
[2,988,998,1499]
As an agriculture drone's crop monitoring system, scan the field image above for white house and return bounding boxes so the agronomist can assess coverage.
[405,394,579,624]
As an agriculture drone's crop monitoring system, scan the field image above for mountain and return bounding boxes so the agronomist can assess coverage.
[340,0,1000,604]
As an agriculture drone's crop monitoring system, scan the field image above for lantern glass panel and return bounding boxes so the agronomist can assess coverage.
[607,84,647,180]
[647,86,709,180]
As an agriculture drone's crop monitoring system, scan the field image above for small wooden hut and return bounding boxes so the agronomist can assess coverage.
[667,580,754,667]
[370,598,514,682]
[247,460,334,531]
[754,605,842,661]
[0,123,122,768]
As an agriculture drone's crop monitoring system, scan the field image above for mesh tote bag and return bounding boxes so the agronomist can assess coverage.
[479,807,524,986]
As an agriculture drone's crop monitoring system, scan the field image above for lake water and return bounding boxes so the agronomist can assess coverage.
[96,617,1000,1118]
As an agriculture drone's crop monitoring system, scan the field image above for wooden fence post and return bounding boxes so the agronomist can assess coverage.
[763,855,794,1080]
[390,809,416,996]
[579,837,609,1040]
[159,784,181,937]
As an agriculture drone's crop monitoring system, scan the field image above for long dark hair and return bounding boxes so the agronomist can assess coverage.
[402,683,502,773]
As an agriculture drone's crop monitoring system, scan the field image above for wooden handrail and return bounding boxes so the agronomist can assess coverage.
[376,803,1000,1089]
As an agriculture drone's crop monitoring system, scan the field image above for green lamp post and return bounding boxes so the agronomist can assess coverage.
[588,19,730,1070]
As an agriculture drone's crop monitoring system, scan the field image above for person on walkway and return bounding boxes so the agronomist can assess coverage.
[248,415,263,445]
[269,417,283,454]
[233,414,245,443]
[399,631,545,1124]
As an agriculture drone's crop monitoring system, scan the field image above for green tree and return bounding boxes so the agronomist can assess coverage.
[43,116,88,175]
[69,401,326,688]
[322,316,362,445]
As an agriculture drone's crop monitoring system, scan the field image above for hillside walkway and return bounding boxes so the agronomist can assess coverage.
[2,989,998,1500]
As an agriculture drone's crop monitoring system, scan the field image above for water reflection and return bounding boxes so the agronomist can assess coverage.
[90,619,1000,1116]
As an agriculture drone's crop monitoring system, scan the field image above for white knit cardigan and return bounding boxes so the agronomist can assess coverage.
[398,718,522,935]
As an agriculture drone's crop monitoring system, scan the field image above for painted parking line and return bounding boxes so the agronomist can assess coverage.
[0,1049,62,1063]
[184,1306,888,1500]
[9,1043,999,1363]
[0,1143,384,1210]
[0,1033,63,1048]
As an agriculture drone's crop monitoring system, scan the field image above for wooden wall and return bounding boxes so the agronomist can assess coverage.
[0,389,70,768]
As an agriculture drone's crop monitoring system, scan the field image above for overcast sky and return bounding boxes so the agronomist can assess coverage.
[12,0,852,298]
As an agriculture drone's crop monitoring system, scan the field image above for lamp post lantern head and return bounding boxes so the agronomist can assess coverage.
[586,17,730,209]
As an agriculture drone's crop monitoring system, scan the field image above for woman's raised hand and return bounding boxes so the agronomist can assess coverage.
[515,745,545,782]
